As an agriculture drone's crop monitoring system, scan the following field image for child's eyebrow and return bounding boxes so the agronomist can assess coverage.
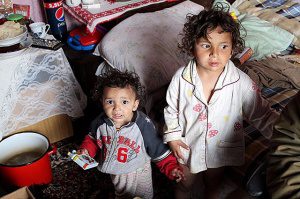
[120,97,130,100]
[197,38,210,42]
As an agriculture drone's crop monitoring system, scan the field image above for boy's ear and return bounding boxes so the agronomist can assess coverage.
[133,100,140,111]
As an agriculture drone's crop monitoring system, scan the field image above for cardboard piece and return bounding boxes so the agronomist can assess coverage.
[11,114,73,143]
[0,187,35,199]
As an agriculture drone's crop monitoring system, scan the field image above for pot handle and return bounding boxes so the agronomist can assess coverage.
[48,144,57,156]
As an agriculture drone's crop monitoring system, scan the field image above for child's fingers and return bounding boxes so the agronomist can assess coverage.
[77,148,88,155]
[175,170,185,180]
[178,141,189,150]
[172,169,186,182]
[179,172,186,181]
[176,176,182,182]
[175,150,184,160]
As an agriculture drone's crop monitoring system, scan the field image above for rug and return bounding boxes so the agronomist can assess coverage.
[0,128,252,198]
[29,137,175,199]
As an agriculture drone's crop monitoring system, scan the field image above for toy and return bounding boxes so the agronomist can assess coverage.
[68,150,98,170]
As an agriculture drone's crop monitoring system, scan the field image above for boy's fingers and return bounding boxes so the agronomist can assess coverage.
[176,177,182,182]
[172,169,185,182]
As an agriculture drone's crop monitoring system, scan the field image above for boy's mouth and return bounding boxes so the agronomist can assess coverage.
[113,114,123,119]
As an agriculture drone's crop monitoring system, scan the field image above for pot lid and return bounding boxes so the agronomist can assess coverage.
[6,14,24,21]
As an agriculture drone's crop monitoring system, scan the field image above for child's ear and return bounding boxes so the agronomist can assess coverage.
[133,100,140,111]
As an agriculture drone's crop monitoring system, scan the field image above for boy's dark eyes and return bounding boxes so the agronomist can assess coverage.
[104,99,130,105]
[106,100,113,104]
[122,100,129,105]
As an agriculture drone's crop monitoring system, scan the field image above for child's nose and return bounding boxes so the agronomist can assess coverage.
[114,103,121,110]
[210,47,218,57]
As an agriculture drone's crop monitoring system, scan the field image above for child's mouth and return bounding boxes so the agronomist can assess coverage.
[113,114,123,119]
[209,62,219,67]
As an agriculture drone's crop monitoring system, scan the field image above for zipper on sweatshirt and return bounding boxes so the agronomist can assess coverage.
[103,126,122,173]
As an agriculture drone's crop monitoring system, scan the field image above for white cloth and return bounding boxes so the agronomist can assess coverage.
[0,47,87,140]
[163,60,278,173]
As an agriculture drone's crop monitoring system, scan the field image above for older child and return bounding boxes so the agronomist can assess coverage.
[163,8,278,199]
[78,69,184,199]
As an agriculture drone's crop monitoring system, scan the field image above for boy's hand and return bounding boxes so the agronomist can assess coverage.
[77,148,89,156]
[171,167,185,182]
[168,140,189,160]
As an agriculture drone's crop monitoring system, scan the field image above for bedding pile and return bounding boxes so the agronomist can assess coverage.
[239,57,300,89]
[234,0,300,48]
[214,0,296,60]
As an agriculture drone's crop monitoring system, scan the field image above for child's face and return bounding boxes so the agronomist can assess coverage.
[194,26,233,74]
[102,85,139,129]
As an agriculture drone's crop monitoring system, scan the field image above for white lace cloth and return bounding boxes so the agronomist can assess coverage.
[0,47,87,140]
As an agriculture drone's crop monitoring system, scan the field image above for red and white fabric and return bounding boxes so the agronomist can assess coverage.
[63,0,175,33]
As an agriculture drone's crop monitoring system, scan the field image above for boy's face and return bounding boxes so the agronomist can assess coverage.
[194,26,233,74]
[102,85,139,129]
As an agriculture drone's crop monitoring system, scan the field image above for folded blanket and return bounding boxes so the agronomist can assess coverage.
[239,57,300,89]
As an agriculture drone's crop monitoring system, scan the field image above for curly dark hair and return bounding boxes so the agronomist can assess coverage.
[178,7,245,56]
[92,68,146,107]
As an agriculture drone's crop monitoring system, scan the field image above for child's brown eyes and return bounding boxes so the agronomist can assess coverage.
[122,100,129,105]
[105,100,129,105]
[221,45,229,49]
[201,44,211,48]
[106,100,113,104]
[200,44,230,50]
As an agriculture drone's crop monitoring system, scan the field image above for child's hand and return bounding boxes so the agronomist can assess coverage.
[171,167,185,182]
[77,148,89,156]
[168,140,189,161]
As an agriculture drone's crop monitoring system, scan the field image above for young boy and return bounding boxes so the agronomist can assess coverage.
[78,69,184,199]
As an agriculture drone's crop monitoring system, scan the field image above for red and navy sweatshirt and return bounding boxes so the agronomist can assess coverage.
[80,111,181,180]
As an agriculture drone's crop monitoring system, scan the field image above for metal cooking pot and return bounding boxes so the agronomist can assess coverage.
[0,132,56,187]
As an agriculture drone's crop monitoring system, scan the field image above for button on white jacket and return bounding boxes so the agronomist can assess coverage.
[163,59,278,173]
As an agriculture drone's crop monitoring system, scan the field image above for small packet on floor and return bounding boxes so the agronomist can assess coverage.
[68,150,98,170]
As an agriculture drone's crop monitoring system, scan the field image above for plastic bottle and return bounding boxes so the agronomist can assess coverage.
[42,0,68,41]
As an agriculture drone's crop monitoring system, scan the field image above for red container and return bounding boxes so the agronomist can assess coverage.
[0,132,55,187]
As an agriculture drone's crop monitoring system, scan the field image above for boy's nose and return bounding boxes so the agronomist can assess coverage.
[210,47,218,57]
[114,103,121,110]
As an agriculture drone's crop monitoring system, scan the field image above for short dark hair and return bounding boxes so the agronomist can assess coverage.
[178,8,245,56]
[93,68,145,107]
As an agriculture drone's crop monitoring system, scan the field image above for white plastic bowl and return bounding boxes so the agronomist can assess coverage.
[0,25,28,47]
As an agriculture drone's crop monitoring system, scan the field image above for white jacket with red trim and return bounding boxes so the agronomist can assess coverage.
[163,59,278,173]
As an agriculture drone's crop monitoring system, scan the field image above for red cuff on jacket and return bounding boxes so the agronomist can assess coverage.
[156,153,182,180]
[80,135,98,157]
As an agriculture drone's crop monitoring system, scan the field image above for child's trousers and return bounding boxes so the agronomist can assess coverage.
[111,161,153,199]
